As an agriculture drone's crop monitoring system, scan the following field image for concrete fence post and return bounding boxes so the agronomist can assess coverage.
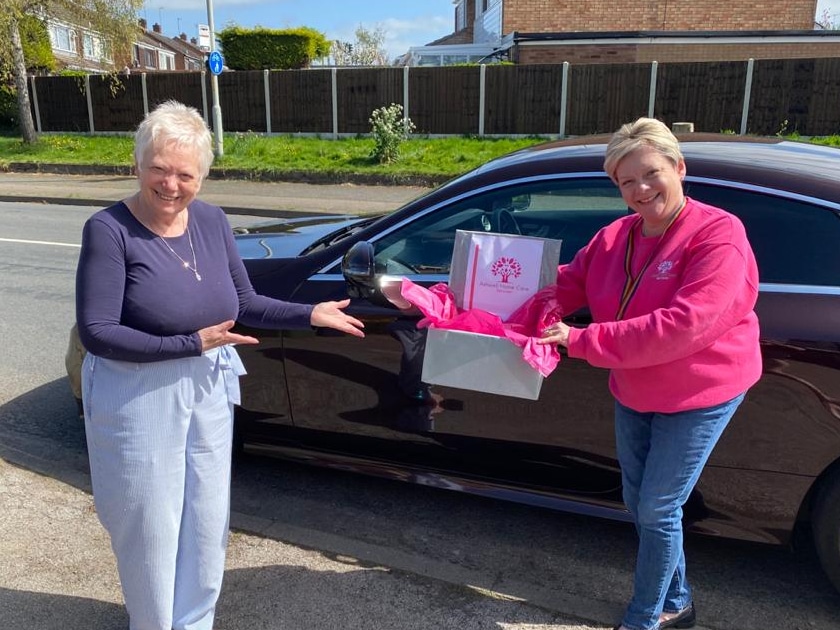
[263,69,271,133]
[142,73,149,117]
[559,61,569,138]
[479,64,486,137]
[648,61,658,118]
[740,58,755,135]
[30,76,42,133]
[85,74,94,133]
[331,68,338,139]
[200,71,208,124]
[403,65,410,134]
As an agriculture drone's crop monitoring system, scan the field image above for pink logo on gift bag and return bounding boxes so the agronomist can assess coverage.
[491,256,523,283]
[463,234,545,320]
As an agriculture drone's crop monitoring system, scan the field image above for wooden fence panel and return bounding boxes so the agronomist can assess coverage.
[567,64,651,135]
[219,70,267,132]
[269,69,332,133]
[806,58,840,136]
[485,64,565,135]
[409,67,480,135]
[655,61,745,133]
[337,68,404,133]
[22,59,840,138]
[750,58,840,136]
[145,73,205,122]
[89,75,145,132]
[31,76,88,132]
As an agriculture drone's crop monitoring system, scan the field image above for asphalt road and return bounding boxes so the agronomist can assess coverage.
[1,200,839,630]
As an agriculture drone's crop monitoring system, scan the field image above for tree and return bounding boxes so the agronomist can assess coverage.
[0,14,55,75]
[816,8,840,30]
[0,0,142,143]
[331,24,389,66]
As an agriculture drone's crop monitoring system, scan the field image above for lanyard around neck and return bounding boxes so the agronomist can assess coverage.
[615,200,686,321]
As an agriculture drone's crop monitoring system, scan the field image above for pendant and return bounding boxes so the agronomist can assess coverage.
[195,272,202,281]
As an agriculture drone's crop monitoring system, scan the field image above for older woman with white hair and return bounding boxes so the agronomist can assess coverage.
[539,117,761,630]
[76,100,364,630]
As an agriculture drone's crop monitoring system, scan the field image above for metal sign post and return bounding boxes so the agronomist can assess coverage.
[205,0,224,157]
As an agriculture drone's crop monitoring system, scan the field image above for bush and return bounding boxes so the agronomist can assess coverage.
[0,84,19,132]
[369,103,415,164]
[218,26,329,70]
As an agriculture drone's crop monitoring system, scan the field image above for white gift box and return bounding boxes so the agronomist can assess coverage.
[421,327,543,400]
[417,231,561,400]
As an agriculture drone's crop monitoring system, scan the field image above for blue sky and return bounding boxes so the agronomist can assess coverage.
[139,1,837,62]
[139,0,456,60]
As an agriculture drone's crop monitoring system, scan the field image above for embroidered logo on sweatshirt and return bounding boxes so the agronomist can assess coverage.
[653,260,676,280]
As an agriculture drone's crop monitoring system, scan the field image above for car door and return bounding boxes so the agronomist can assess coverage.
[280,176,630,500]
[679,181,840,539]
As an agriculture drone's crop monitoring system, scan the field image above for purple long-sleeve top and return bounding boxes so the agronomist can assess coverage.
[76,199,314,362]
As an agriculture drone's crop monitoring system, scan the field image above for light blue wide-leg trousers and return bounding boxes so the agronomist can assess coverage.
[82,346,245,630]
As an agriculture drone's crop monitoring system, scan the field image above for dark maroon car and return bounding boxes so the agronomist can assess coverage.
[228,135,840,592]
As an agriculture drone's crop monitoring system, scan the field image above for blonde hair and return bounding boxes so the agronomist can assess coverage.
[603,117,683,182]
[134,100,214,179]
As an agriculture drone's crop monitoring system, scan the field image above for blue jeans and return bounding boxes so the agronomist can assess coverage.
[614,393,745,630]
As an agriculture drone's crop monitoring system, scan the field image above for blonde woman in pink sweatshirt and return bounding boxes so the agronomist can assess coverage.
[539,117,761,630]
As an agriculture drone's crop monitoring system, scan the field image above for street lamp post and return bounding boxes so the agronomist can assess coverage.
[206,0,224,157]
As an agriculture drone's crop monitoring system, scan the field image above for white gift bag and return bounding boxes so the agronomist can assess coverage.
[449,230,562,320]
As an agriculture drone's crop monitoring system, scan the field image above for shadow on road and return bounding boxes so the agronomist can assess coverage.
[1,379,839,630]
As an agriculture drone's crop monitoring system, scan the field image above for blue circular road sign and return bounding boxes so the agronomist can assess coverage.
[207,51,224,75]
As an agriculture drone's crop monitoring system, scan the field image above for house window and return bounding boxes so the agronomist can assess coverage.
[49,24,77,53]
[455,1,466,31]
[159,51,175,70]
[82,33,102,59]
[137,46,157,68]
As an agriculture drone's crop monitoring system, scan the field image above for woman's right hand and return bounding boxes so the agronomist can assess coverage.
[198,320,259,352]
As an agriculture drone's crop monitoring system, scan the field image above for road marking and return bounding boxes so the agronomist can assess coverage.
[0,237,80,248]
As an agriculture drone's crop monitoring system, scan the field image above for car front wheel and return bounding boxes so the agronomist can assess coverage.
[813,467,840,593]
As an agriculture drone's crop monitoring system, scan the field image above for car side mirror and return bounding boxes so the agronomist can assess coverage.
[342,241,376,299]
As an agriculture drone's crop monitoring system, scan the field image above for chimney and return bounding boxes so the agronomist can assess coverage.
[139,18,147,30]
[180,33,187,40]
[190,37,197,45]
[153,23,162,33]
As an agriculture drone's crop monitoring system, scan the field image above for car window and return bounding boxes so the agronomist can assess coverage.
[372,178,626,275]
[686,183,840,286]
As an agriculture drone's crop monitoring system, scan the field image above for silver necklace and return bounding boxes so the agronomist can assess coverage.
[158,218,202,281]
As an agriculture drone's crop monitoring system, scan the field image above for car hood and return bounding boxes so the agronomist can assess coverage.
[233,214,373,259]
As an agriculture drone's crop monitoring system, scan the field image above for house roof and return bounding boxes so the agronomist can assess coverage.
[143,29,204,61]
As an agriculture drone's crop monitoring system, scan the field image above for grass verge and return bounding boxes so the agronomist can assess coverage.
[0,133,547,181]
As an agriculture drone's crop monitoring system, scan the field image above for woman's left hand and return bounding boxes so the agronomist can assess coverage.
[311,299,365,338]
[537,321,571,348]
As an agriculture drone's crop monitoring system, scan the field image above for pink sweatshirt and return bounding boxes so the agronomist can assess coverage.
[558,197,762,413]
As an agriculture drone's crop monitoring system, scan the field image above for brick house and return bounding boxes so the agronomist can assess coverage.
[133,19,205,72]
[43,12,204,74]
[406,0,840,65]
[45,12,114,73]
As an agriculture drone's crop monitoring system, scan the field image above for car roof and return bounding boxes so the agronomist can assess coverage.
[458,134,840,205]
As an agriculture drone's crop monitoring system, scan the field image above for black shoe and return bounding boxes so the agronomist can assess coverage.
[659,602,696,629]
